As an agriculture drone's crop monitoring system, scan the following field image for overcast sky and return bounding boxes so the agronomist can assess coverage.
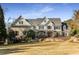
[1,3,79,22]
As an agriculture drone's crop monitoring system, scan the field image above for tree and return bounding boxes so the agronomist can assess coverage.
[66,10,79,30]
[69,20,78,29]
[64,10,79,36]
[70,29,77,36]
[8,29,17,43]
[27,30,35,39]
[26,30,36,42]
[73,10,79,20]
[0,5,7,42]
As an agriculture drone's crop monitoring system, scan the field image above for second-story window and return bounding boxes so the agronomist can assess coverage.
[19,21,23,24]
[39,26,44,29]
[55,26,60,29]
[47,26,51,29]
[33,26,36,29]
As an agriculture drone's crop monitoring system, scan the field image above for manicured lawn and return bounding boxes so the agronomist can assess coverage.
[0,41,79,55]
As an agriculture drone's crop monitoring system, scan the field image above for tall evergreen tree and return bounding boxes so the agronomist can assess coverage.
[0,5,7,41]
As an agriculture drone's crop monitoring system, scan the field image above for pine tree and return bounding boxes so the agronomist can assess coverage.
[0,5,7,41]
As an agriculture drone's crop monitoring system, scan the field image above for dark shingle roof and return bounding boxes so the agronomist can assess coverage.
[11,16,22,26]
[28,17,61,26]
[28,18,43,26]
[49,18,61,26]
[11,16,30,27]
[11,16,61,27]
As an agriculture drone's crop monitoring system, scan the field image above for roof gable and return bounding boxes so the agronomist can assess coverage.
[11,16,61,27]
[49,18,61,26]
[45,20,55,26]
[28,18,43,26]
[11,16,31,27]
[40,17,49,25]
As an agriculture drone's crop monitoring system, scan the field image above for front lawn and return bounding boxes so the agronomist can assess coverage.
[0,41,79,55]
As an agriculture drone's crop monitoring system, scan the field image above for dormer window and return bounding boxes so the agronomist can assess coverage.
[19,21,23,24]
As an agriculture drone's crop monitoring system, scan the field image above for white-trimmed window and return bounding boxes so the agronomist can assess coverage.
[47,26,51,29]
[33,26,36,29]
[55,26,60,29]
[39,26,44,29]
[19,21,23,24]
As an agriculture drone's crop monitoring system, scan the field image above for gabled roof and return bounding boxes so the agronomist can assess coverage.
[11,16,22,26]
[11,16,61,27]
[49,18,61,26]
[45,20,55,26]
[11,16,31,27]
[28,18,43,26]
[28,17,61,26]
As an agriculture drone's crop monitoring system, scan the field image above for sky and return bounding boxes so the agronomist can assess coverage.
[1,3,79,23]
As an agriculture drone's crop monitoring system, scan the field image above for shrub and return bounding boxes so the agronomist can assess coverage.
[37,31,46,38]
[27,30,36,40]
[8,29,17,43]
[70,29,77,36]
[53,31,58,37]
[23,30,27,35]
